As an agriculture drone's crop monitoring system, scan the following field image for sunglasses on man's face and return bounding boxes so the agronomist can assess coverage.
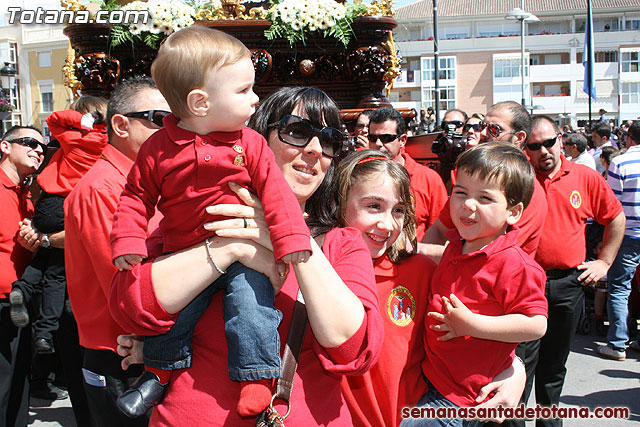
[527,134,560,151]
[270,114,343,158]
[6,137,48,153]
[480,121,515,139]
[367,133,401,144]
[123,110,171,127]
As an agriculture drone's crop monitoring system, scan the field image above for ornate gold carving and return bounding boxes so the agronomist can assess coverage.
[362,0,395,17]
[381,31,401,98]
[60,0,84,11]
[63,41,82,99]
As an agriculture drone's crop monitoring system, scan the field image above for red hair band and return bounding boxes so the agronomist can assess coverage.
[356,156,390,165]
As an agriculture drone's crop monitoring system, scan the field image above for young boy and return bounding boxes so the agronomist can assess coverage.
[110,27,312,418]
[403,143,547,426]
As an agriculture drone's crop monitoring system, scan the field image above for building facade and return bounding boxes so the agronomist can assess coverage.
[0,17,72,139]
[391,0,640,127]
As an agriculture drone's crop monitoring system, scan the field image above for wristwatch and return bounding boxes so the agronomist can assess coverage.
[41,234,51,248]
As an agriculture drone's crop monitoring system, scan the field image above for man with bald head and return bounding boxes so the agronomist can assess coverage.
[523,115,624,426]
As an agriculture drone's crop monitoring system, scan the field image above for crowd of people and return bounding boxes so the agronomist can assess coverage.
[1,24,639,427]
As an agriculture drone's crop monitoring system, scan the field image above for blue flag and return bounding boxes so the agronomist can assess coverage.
[583,0,596,99]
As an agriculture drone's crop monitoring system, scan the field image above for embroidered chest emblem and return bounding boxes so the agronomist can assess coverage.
[387,286,416,326]
[233,145,244,154]
[569,190,582,209]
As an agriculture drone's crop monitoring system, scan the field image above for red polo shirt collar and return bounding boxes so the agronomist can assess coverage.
[536,154,571,183]
[445,226,520,260]
[163,114,242,146]
[401,151,418,174]
[100,143,134,178]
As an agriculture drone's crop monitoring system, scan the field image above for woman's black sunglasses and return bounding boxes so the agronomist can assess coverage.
[124,110,171,127]
[269,114,343,158]
[464,123,484,132]
[6,137,48,152]
[526,134,560,151]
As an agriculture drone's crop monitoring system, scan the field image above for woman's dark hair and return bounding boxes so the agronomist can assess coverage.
[247,87,344,237]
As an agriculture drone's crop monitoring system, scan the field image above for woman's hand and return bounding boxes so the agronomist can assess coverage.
[116,334,144,370]
[475,356,526,422]
[204,182,273,251]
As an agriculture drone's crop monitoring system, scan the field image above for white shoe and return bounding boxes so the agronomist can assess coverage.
[596,344,626,361]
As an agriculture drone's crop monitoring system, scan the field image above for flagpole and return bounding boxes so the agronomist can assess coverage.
[585,0,595,129]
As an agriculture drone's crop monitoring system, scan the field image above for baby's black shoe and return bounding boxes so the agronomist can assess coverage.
[116,371,168,418]
[9,288,29,328]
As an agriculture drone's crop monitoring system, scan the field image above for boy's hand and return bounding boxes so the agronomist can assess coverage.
[114,254,144,271]
[427,294,476,341]
[281,250,311,265]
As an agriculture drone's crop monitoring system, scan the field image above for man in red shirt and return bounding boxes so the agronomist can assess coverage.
[0,125,46,426]
[367,107,448,241]
[64,76,169,427]
[523,116,624,426]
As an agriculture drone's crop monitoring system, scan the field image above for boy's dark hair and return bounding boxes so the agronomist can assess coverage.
[455,142,535,209]
[564,133,588,153]
[592,121,611,139]
[106,76,158,140]
[369,107,406,135]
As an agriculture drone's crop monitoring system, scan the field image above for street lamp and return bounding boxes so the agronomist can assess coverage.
[0,62,17,96]
[505,6,539,106]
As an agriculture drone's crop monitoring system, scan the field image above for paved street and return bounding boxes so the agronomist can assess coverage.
[29,328,640,426]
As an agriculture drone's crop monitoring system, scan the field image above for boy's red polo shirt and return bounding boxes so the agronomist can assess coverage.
[423,228,547,407]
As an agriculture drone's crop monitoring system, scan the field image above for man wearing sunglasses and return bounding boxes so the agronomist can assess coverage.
[367,107,448,241]
[440,108,467,135]
[522,116,625,426]
[64,76,169,427]
[422,101,546,260]
[0,125,46,426]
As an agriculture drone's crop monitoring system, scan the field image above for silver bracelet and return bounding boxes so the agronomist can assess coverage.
[204,238,227,275]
